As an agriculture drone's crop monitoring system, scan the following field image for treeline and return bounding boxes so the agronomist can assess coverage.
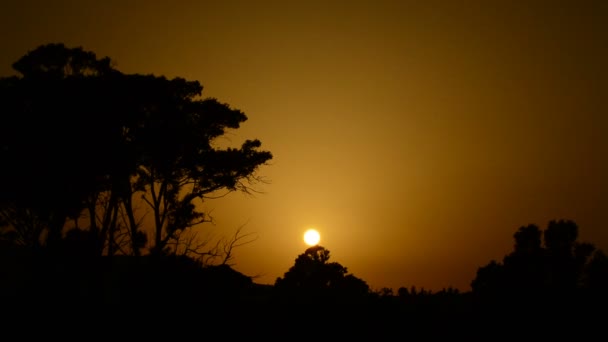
[3,219,605,337]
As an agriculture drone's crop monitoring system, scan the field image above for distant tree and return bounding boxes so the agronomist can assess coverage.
[470,260,505,296]
[376,287,394,297]
[0,43,272,260]
[502,224,546,293]
[543,219,582,292]
[397,286,410,297]
[275,245,370,298]
[582,249,608,292]
[471,220,607,300]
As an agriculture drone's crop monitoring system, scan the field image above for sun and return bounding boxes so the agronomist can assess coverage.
[303,229,321,246]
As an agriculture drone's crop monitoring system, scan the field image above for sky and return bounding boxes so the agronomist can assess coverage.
[1,0,606,292]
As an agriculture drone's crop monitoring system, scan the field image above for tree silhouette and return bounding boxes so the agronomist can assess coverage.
[471,219,608,314]
[274,245,370,299]
[0,43,272,260]
[0,44,119,250]
[582,249,608,292]
[269,245,376,334]
[469,220,608,337]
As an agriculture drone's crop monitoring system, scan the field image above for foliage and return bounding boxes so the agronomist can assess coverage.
[274,245,370,297]
[471,219,608,298]
[0,43,272,260]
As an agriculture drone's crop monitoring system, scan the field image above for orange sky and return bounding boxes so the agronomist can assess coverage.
[1,0,606,292]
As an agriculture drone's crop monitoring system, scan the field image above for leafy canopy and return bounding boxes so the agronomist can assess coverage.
[0,43,272,259]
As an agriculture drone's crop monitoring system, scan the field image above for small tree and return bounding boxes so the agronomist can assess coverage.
[275,245,370,298]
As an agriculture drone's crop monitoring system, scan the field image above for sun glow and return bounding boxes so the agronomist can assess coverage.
[303,229,321,246]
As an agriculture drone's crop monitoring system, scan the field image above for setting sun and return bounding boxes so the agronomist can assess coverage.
[303,229,320,246]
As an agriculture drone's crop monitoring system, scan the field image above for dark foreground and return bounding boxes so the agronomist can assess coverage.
[1,252,605,340]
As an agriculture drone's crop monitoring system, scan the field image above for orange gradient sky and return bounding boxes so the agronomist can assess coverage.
[1,0,606,292]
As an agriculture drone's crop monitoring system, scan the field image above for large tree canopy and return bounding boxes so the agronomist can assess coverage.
[0,43,272,258]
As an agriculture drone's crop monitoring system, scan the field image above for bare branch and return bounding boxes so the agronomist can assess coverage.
[221,222,258,266]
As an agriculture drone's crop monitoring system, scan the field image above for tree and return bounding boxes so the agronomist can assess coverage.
[0,43,120,250]
[275,245,370,297]
[582,249,608,292]
[0,43,272,261]
[470,220,608,335]
[471,220,607,300]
